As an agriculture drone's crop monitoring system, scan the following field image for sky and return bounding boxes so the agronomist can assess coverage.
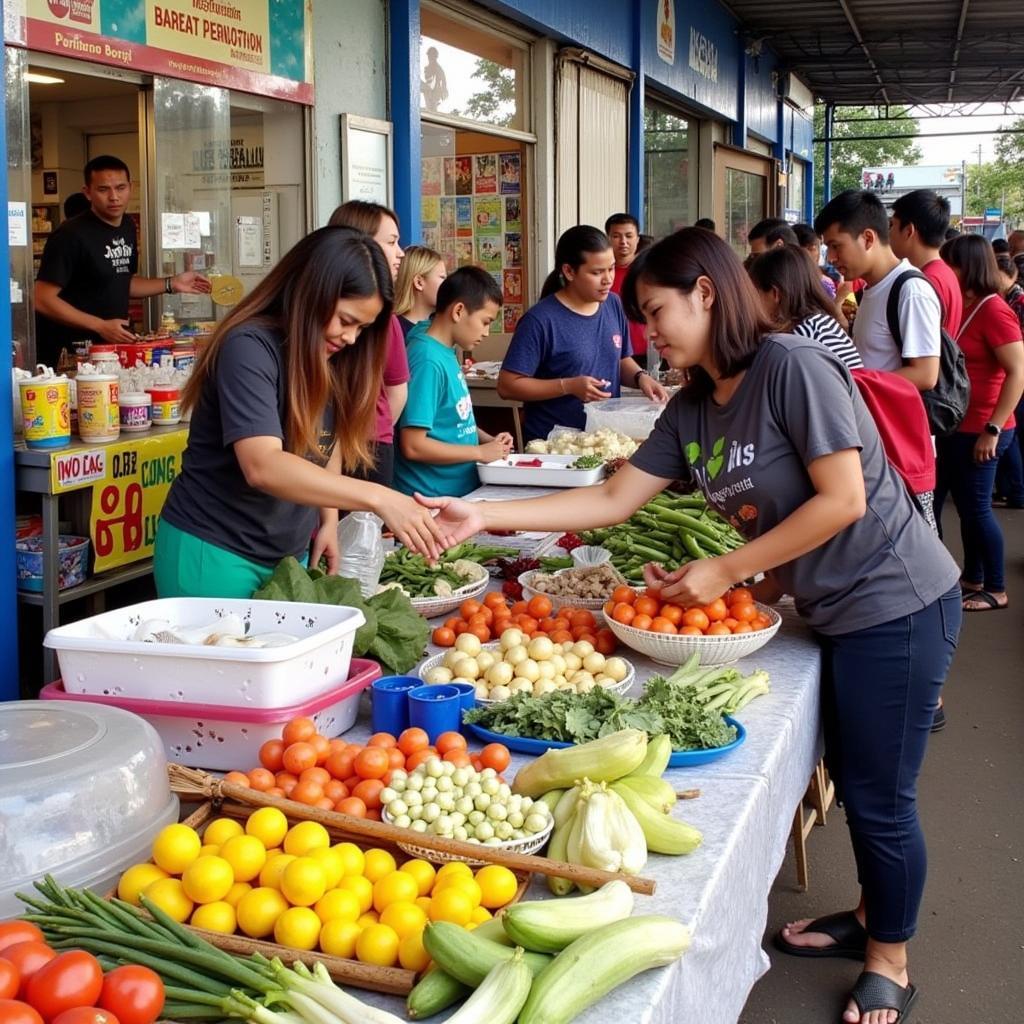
[906,104,1024,167]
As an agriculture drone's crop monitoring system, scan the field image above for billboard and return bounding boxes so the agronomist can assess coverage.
[861,165,962,191]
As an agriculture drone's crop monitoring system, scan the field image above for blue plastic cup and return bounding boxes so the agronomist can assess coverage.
[371,675,421,735]
[449,681,477,720]
[407,684,462,742]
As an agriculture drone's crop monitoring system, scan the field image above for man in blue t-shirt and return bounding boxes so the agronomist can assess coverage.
[498,229,668,442]
[394,267,514,497]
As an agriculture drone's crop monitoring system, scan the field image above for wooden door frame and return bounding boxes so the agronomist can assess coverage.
[712,143,777,236]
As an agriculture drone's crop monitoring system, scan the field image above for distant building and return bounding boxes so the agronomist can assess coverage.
[861,164,964,216]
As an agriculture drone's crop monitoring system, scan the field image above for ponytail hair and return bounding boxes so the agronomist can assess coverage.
[540,225,612,298]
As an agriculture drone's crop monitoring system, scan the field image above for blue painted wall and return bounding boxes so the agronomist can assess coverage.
[744,49,778,143]
[791,107,814,161]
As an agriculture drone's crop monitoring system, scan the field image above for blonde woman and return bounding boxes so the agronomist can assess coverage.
[394,245,446,336]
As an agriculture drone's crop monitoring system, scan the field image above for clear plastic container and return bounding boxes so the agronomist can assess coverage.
[0,701,179,917]
[336,512,385,597]
[584,397,666,440]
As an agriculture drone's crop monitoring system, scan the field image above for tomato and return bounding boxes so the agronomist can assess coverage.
[281,741,317,775]
[299,766,331,787]
[25,951,103,1022]
[98,966,164,1024]
[246,768,275,791]
[0,943,55,996]
[732,622,753,633]
[703,598,729,623]
[633,596,660,618]
[649,617,678,634]
[706,622,732,636]
[324,749,356,781]
[435,731,467,755]
[324,779,349,803]
[397,728,429,757]
[509,601,528,617]
[459,599,482,619]
[352,778,385,810]
[335,797,367,818]
[0,961,18,1000]
[281,717,317,745]
[257,739,285,773]
[52,1010,120,1024]
[290,779,324,805]
[468,623,491,643]
[367,732,397,749]
[405,748,437,771]
[0,1001,44,1024]
[0,925,44,956]
[611,603,635,625]
[441,748,471,767]
[630,613,652,632]
[526,595,552,619]
[386,747,406,770]
[479,743,510,772]
[569,610,596,630]
[549,630,573,644]
[728,586,754,605]
[681,607,710,631]
[483,592,507,610]
[443,616,461,631]
[658,604,684,626]
[223,771,250,787]
[730,601,757,623]
[353,747,390,780]
[309,734,331,765]
[679,625,703,635]
[611,585,636,606]
[594,629,617,655]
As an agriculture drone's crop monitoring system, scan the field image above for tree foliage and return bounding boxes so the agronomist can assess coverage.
[813,105,921,210]
[461,59,516,127]
[994,117,1024,166]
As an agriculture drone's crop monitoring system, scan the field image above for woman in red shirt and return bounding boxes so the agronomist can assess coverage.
[937,235,1024,611]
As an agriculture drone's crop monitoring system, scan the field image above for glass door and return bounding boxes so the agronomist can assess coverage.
[713,146,775,257]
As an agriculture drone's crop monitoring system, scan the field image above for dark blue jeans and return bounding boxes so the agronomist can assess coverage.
[995,400,1024,505]
[935,429,1015,592]
[817,586,961,943]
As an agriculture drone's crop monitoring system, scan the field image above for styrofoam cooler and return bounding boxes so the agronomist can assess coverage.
[43,597,365,707]
[39,659,382,771]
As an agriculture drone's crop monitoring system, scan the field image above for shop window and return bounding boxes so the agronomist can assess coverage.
[724,166,766,257]
[644,104,696,237]
[787,157,806,220]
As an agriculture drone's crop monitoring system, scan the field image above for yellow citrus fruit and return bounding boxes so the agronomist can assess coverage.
[117,863,169,906]
[398,929,431,972]
[474,865,518,909]
[372,871,419,913]
[182,855,235,905]
[224,881,252,908]
[274,906,322,950]
[190,901,237,934]
[434,875,481,909]
[314,888,361,924]
[204,817,245,847]
[319,918,361,958]
[236,886,288,938]
[283,821,330,857]
[399,859,436,897]
[415,896,433,914]
[338,875,374,914]
[281,857,327,907]
[357,911,380,929]
[470,905,492,924]
[309,847,345,889]
[143,877,194,923]
[152,824,202,875]
[264,848,283,860]
[220,835,267,883]
[379,901,427,940]
[246,807,289,849]
[428,888,473,926]
[355,923,400,967]
[362,849,397,884]
[333,842,365,878]
[259,853,296,890]
[198,844,221,858]
[432,862,472,888]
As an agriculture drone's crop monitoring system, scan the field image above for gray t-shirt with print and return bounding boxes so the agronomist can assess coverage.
[630,334,959,635]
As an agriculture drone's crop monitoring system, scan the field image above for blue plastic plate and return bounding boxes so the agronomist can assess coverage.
[464,716,746,767]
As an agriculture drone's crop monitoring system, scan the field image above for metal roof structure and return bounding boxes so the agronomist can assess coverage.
[721,0,1024,106]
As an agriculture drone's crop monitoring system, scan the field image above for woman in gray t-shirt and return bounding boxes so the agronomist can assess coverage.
[420,229,961,1024]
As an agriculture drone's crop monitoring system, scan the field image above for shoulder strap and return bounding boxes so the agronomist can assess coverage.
[884,268,930,351]
[955,293,998,341]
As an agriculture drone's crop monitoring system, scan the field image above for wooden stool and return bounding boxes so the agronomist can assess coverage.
[807,760,836,826]
[789,761,836,890]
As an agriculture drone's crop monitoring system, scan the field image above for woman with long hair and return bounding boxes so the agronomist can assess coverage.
[154,228,445,598]
[421,228,961,1024]
[936,235,1024,609]
[747,245,862,369]
[497,225,668,442]
[393,245,446,336]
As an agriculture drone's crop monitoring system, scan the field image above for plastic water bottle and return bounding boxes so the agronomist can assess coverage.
[336,512,385,597]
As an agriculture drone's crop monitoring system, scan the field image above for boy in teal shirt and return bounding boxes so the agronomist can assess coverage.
[395,267,514,497]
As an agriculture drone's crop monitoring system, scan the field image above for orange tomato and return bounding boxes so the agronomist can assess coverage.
[730,601,758,623]
[460,599,483,619]
[468,623,491,643]
[247,767,276,792]
[281,717,317,745]
[703,598,729,622]
[603,600,617,618]
[387,747,406,769]
[365,808,382,822]
[479,743,511,772]
[310,734,331,765]
[368,732,397,749]
[324,749,357,781]
[633,596,660,618]
[722,617,739,631]
[314,797,335,811]
[324,779,349,803]
[576,632,597,647]
[471,756,484,772]
[352,778,385,810]
[569,610,596,630]
[751,614,772,631]
[516,616,539,634]
[527,594,553,619]
[444,617,461,631]
[483,592,508,610]
[336,797,367,818]
[681,608,710,631]
[224,771,250,787]
[397,728,429,757]
[282,741,318,775]
[612,602,636,625]
[732,622,753,633]
[442,748,472,767]
[468,613,492,631]
[258,739,286,773]
[327,737,348,755]
[649,616,678,634]
[405,748,438,771]
[611,585,636,606]
[291,779,325,804]
[432,627,456,647]
[658,604,684,626]
[729,586,754,604]
[679,625,703,636]
[300,766,331,787]
[538,617,558,633]
[510,601,529,616]
[550,630,573,644]
[551,617,571,632]
[453,621,470,636]
[354,747,390,780]
[435,731,468,755]
[594,629,617,655]
[633,612,655,632]
[275,771,298,796]
[706,622,732,636]
[265,787,286,798]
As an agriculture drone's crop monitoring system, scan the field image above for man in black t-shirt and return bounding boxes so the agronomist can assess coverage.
[34,155,212,368]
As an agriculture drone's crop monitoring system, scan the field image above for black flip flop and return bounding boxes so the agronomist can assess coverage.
[930,704,947,733]
[962,590,1008,612]
[847,971,918,1022]
[773,910,867,960]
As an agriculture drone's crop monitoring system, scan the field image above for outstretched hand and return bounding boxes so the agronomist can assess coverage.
[643,557,737,607]
[414,493,487,548]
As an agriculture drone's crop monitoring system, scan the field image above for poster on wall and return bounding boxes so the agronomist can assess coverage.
[440,198,456,238]
[455,197,473,237]
[444,158,458,195]
[504,233,522,268]
[503,269,523,304]
[499,153,521,195]
[421,196,440,225]
[473,197,501,235]
[473,154,498,194]
[454,157,473,196]
[476,236,502,271]
[505,196,522,232]
[455,240,474,267]
[422,158,442,196]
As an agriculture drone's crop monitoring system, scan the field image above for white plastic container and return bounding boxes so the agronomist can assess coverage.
[0,701,179,917]
[40,659,381,771]
[584,397,666,440]
[477,453,605,488]
[44,597,365,707]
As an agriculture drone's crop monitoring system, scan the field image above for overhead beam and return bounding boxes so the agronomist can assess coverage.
[816,126,1024,143]
[836,0,890,105]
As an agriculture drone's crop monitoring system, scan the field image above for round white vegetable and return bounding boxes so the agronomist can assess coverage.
[411,819,428,833]
[394,814,411,829]
[524,812,548,834]
[604,656,629,682]
[486,662,514,687]
[550,654,567,675]
[474,683,490,699]
[527,636,555,661]
[505,644,529,667]
[495,821,514,841]
[406,774,424,792]
[474,793,491,811]
[500,628,524,651]
[536,661,556,680]
[444,650,468,671]
[572,640,595,658]
[453,656,480,681]
[481,777,500,796]
[533,679,557,697]
[424,666,454,685]
[425,758,445,778]
[476,651,496,673]
[475,820,494,841]
[509,678,534,694]
[517,658,540,683]
[582,651,606,675]
[489,685,512,702]
[563,653,582,673]
[576,677,597,694]
[454,633,482,657]
[468,809,485,825]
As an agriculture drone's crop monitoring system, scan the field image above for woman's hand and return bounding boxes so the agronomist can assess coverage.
[568,376,613,402]
[643,557,739,607]
[374,490,448,560]
[639,374,670,403]
[310,518,340,574]
[974,432,999,463]
[415,494,487,548]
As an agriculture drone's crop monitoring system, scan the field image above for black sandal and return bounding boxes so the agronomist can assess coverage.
[847,971,918,1022]
[962,590,1008,612]
[773,910,867,960]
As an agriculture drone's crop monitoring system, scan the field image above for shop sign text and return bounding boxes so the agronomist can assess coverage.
[688,27,718,83]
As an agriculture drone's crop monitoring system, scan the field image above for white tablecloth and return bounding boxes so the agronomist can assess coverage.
[353,600,823,1024]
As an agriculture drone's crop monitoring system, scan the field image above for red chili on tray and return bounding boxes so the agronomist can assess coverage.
[514,458,544,467]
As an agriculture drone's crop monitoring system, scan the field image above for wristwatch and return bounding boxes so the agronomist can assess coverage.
[984,422,1001,437]
[164,277,174,294]
[632,369,649,388]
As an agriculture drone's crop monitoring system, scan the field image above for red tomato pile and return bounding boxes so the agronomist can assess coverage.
[430,593,618,655]
[0,923,163,1024]
[605,586,773,636]
[225,717,512,820]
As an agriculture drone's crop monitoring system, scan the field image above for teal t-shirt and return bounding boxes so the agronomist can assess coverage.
[394,325,480,497]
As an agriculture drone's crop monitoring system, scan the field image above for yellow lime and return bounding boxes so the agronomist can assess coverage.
[283,821,330,857]
[204,817,245,847]
[415,896,433,914]
[259,853,296,890]
[319,918,361,958]
[281,857,327,907]
[357,911,380,929]
[470,905,492,924]
[338,875,374,914]
[372,871,419,913]
[432,862,472,889]
[182,855,235,904]
[117,863,169,906]
[309,846,345,889]
[428,888,473,926]
[355,923,400,967]
[474,865,519,909]
[144,877,194,923]
[152,824,202,875]
[399,859,436,897]
[398,929,431,972]
[379,901,427,940]
[274,906,322,950]
[198,844,221,858]
[246,807,289,849]
[224,881,252,908]
[314,888,361,924]
[264,847,284,860]
[433,875,481,909]
[220,835,267,883]
[363,848,397,884]
[190,901,237,934]
[236,886,289,938]
[333,842,366,878]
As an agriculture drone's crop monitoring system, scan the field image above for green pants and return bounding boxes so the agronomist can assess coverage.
[154,518,280,598]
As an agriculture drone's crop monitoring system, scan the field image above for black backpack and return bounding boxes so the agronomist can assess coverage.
[884,269,970,437]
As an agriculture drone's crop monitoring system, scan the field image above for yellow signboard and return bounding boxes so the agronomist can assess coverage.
[147,1,272,77]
